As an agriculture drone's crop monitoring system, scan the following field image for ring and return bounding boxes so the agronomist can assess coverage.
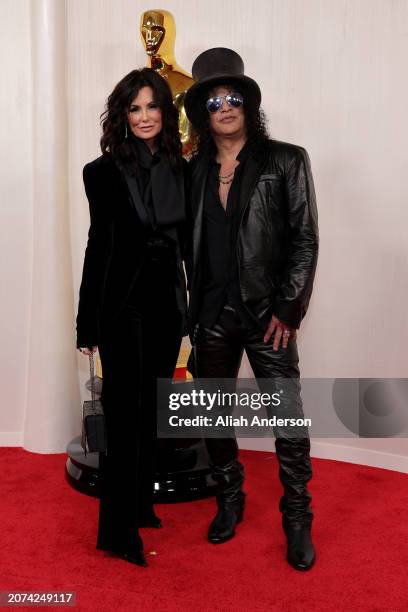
[283,330,290,336]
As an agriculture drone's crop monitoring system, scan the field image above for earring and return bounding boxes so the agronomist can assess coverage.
[125,122,128,139]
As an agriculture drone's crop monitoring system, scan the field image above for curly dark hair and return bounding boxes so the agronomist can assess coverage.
[100,68,182,172]
[191,82,270,159]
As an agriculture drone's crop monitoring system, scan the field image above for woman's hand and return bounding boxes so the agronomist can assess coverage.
[78,346,98,356]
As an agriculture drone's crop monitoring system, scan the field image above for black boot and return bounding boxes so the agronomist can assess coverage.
[97,534,148,567]
[275,437,315,570]
[208,459,245,544]
[282,518,315,571]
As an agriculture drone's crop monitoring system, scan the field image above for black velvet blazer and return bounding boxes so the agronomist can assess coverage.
[76,153,187,348]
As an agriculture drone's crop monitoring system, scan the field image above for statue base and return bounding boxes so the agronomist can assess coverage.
[65,436,217,502]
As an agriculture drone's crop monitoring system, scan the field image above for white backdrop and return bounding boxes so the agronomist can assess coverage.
[1,0,407,468]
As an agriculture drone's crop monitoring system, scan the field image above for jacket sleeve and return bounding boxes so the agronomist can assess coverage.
[273,147,319,329]
[183,157,195,291]
[76,162,112,348]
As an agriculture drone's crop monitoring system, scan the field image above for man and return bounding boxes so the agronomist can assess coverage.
[184,48,319,571]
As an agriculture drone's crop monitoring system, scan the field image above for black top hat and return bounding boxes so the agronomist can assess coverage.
[184,47,261,127]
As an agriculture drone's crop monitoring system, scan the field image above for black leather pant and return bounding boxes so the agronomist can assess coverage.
[97,240,182,551]
[195,305,313,526]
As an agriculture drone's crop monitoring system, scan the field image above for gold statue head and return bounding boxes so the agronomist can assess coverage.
[140,9,176,58]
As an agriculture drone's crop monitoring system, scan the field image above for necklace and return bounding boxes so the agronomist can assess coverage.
[218,169,235,185]
[219,170,235,179]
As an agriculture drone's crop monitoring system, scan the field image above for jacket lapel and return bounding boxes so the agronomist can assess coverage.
[191,156,210,270]
[238,151,266,223]
[113,158,151,227]
[121,172,151,227]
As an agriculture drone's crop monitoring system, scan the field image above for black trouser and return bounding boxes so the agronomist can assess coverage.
[195,305,313,526]
[97,241,182,552]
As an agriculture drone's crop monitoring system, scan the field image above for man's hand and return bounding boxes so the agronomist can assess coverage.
[78,346,98,356]
[263,315,296,351]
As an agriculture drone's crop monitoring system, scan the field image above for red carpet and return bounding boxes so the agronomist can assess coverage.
[1,448,407,612]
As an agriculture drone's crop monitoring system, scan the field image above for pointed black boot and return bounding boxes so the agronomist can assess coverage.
[98,545,148,567]
[207,459,245,544]
[117,549,148,567]
[97,534,148,567]
[275,437,315,570]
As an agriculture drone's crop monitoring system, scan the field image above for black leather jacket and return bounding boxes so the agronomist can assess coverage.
[187,139,319,339]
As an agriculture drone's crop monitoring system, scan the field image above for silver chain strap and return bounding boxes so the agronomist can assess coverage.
[89,352,96,404]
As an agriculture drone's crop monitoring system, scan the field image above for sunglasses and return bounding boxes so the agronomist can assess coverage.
[206,92,244,113]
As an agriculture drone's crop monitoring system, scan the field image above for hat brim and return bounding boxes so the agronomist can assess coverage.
[184,74,261,127]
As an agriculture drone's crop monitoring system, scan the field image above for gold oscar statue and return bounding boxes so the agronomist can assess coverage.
[140,9,194,156]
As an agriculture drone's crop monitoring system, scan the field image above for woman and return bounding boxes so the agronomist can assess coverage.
[76,68,187,567]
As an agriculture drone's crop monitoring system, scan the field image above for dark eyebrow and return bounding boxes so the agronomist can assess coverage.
[129,101,157,109]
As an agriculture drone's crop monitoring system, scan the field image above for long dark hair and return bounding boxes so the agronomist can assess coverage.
[100,68,182,171]
[191,82,270,159]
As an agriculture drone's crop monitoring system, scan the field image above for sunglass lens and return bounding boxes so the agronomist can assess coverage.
[227,93,244,108]
[206,97,223,113]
